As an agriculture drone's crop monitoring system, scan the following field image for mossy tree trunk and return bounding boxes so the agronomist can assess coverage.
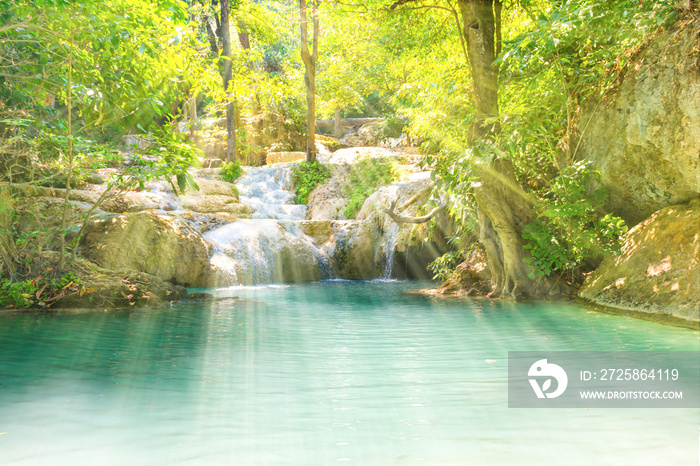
[458,0,568,298]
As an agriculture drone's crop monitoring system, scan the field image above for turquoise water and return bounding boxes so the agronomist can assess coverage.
[0,280,697,465]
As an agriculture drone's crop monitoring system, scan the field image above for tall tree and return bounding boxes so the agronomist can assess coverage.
[457,0,568,299]
[299,0,319,162]
[221,0,237,162]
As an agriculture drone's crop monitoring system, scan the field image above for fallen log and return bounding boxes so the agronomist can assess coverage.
[315,117,383,129]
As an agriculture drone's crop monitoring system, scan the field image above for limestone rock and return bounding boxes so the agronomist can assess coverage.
[306,165,350,220]
[331,220,382,279]
[299,220,334,245]
[176,177,249,215]
[82,212,212,286]
[456,249,492,293]
[178,195,249,215]
[327,179,454,279]
[579,27,700,225]
[579,199,700,325]
[195,178,240,196]
[100,191,178,212]
[308,198,347,221]
[339,123,379,147]
[356,180,431,220]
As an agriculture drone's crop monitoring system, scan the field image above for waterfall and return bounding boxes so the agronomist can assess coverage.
[205,165,332,285]
[382,220,400,279]
[236,166,306,220]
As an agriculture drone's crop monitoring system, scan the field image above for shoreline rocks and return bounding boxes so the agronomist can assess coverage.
[578,199,700,328]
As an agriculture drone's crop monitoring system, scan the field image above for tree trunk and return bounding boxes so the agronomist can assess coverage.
[299,0,319,163]
[334,107,342,139]
[457,0,499,140]
[457,0,568,299]
[221,0,236,162]
[57,13,74,274]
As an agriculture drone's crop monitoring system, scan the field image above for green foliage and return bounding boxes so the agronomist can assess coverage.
[0,278,37,307]
[315,134,343,152]
[427,249,469,282]
[376,114,407,140]
[344,158,400,219]
[221,160,244,183]
[410,0,667,285]
[1,0,202,132]
[0,272,81,308]
[291,161,331,205]
[522,162,628,280]
[134,130,201,195]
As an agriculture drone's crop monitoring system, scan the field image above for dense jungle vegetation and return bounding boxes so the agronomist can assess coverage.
[0,0,688,307]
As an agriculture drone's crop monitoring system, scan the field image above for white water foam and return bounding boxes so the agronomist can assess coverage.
[204,165,334,285]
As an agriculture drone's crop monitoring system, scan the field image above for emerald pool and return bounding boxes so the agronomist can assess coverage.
[0,280,698,465]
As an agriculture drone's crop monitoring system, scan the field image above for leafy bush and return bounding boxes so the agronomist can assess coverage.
[221,160,244,183]
[135,129,202,195]
[0,272,81,308]
[344,158,399,219]
[0,278,38,307]
[291,161,331,204]
[428,250,469,282]
[376,114,407,140]
[522,162,628,281]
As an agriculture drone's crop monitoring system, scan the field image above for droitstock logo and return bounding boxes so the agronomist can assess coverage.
[509,351,699,408]
[528,359,568,399]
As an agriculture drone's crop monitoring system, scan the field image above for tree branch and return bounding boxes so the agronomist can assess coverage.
[383,198,445,224]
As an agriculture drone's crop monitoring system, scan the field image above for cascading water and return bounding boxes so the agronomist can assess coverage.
[205,165,333,285]
[382,219,400,278]
[236,166,307,220]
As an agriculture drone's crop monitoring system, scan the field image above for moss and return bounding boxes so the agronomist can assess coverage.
[291,161,331,204]
[343,158,400,219]
[315,135,344,152]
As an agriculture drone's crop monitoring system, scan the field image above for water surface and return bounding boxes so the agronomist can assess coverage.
[0,280,697,465]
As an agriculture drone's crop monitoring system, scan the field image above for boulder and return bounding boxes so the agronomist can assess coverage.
[306,165,350,220]
[178,195,249,215]
[579,199,700,327]
[579,27,700,225]
[339,123,380,147]
[323,179,456,280]
[177,176,249,215]
[359,180,454,279]
[299,220,334,245]
[356,180,431,220]
[331,220,382,279]
[195,178,240,196]
[308,198,347,220]
[455,249,492,293]
[82,212,212,286]
[100,191,179,212]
